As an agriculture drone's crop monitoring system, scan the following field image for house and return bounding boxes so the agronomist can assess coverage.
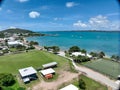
[40,68,55,79]
[60,84,79,90]
[19,67,37,83]
[72,52,92,58]
[42,62,57,69]
[8,41,23,47]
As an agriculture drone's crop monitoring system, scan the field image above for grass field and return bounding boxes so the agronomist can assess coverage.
[73,75,107,90]
[0,50,70,74]
[59,75,107,90]
[83,59,120,79]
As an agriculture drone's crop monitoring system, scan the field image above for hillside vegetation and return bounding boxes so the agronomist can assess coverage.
[0,28,45,37]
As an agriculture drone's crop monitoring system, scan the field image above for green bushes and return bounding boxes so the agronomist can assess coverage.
[44,46,60,54]
[73,55,90,63]
[68,46,80,53]
[79,79,86,89]
[0,73,15,86]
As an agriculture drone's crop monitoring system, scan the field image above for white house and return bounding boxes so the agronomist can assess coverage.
[19,67,37,83]
[60,84,78,90]
[8,41,23,46]
[72,52,92,58]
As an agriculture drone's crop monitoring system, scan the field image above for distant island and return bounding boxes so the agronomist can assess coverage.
[51,30,120,32]
[0,28,45,38]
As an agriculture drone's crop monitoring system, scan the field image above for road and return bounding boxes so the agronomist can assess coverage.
[58,52,119,90]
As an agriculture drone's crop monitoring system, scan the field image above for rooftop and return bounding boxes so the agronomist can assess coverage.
[60,84,78,90]
[42,62,57,68]
[19,66,37,77]
[40,68,55,76]
[8,41,23,45]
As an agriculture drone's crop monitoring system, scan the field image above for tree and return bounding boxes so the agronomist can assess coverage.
[29,41,39,46]
[16,45,26,51]
[68,46,80,53]
[74,55,90,63]
[0,33,5,38]
[81,49,87,56]
[0,73,15,86]
[111,55,116,59]
[90,52,98,57]
[100,51,105,56]
[52,46,60,54]
[79,78,86,89]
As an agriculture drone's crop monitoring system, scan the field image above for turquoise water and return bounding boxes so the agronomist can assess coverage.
[27,31,120,56]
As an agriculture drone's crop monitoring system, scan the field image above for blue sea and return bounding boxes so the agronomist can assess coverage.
[27,31,120,56]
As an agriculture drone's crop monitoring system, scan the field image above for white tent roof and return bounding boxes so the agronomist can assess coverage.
[40,68,55,75]
[60,84,78,90]
[72,52,92,58]
[19,67,37,77]
[72,52,85,56]
[8,41,23,45]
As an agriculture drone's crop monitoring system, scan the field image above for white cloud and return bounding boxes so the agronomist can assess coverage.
[9,26,16,29]
[66,2,78,8]
[89,15,109,29]
[106,12,119,17]
[29,11,40,18]
[110,21,119,30]
[0,8,2,11]
[7,10,12,13]
[54,17,63,21]
[18,0,29,3]
[73,20,87,28]
[40,6,49,10]
[0,26,2,30]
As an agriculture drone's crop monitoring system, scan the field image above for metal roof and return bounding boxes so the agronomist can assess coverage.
[42,62,57,68]
[60,84,78,90]
[19,66,37,77]
[40,68,55,76]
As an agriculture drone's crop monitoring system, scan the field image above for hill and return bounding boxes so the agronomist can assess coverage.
[0,28,45,37]
[0,28,34,33]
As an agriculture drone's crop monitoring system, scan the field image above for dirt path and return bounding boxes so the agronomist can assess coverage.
[32,71,78,90]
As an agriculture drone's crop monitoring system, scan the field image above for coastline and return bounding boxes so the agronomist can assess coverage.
[25,31,119,57]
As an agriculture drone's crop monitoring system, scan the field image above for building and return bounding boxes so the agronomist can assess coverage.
[72,52,92,58]
[42,62,57,69]
[60,84,79,90]
[40,68,55,79]
[19,67,37,83]
[8,41,23,47]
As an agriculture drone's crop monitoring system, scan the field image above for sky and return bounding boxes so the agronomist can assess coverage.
[0,0,119,31]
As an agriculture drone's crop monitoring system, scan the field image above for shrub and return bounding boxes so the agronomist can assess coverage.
[68,46,80,53]
[79,79,86,89]
[17,87,26,90]
[0,73,15,86]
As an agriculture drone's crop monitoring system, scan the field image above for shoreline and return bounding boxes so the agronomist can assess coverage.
[25,37,118,57]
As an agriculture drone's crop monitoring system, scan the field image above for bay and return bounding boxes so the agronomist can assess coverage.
[27,31,120,56]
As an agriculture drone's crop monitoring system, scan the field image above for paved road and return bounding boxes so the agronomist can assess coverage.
[58,52,119,90]
[71,58,118,90]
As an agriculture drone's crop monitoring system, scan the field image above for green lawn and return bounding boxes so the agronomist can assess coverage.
[73,75,107,90]
[0,50,69,74]
[83,59,120,79]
